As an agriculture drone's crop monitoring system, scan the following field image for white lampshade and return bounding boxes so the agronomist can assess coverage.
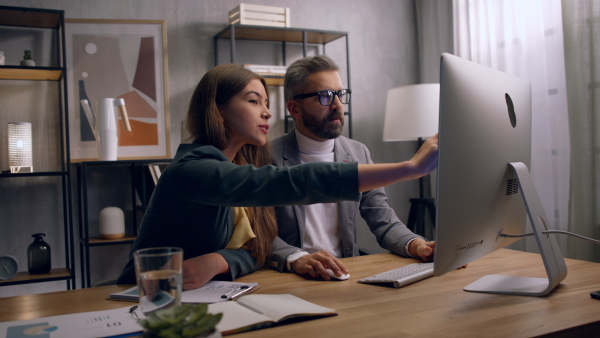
[383,84,440,141]
[8,122,33,173]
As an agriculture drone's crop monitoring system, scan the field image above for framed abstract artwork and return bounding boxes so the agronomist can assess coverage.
[65,19,170,161]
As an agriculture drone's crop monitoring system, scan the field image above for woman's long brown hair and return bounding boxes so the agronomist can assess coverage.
[186,64,277,267]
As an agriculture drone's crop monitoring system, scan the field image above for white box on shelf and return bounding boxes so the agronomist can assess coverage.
[229,3,290,28]
[243,64,288,75]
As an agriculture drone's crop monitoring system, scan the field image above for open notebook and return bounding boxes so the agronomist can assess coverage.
[208,294,336,335]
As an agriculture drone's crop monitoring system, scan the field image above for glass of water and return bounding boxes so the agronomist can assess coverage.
[133,247,183,315]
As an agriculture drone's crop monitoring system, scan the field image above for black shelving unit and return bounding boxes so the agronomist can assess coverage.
[76,159,171,288]
[0,6,75,289]
[214,24,352,138]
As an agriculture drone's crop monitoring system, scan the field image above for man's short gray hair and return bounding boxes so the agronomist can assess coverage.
[284,55,339,101]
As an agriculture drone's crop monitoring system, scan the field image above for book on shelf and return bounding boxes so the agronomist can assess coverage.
[243,64,287,75]
[147,163,162,185]
[208,294,337,335]
[129,162,167,206]
[262,77,284,86]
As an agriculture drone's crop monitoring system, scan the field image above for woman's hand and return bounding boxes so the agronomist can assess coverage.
[408,134,438,178]
[357,134,439,192]
[182,253,229,290]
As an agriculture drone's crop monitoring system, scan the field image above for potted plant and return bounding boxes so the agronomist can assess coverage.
[20,50,35,66]
[137,304,223,337]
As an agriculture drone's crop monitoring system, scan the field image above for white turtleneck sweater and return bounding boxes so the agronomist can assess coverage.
[294,129,342,257]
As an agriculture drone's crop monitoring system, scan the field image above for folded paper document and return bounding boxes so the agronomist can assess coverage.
[0,306,142,338]
[108,281,258,303]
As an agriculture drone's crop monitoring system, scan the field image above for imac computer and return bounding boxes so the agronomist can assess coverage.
[433,53,567,296]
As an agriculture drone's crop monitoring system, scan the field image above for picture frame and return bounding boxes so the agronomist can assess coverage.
[65,19,171,161]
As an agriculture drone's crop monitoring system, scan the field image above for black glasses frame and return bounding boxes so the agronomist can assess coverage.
[292,89,352,106]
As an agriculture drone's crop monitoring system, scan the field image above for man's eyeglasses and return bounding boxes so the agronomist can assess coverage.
[292,89,352,106]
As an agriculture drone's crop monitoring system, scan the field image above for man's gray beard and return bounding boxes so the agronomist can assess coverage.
[302,109,344,140]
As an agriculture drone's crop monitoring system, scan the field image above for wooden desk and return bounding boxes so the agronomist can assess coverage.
[1,249,599,337]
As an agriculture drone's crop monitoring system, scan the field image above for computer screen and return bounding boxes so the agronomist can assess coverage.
[433,53,567,296]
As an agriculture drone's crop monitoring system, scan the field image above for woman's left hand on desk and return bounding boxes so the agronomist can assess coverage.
[182,253,228,290]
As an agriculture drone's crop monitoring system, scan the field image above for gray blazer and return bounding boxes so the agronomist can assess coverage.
[268,129,425,272]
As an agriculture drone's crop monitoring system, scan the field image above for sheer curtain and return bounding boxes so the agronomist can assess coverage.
[453,0,571,253]
[562,0,600,263]
[416,0,454,84]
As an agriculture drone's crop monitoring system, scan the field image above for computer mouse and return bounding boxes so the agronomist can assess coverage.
[325,268,350,281]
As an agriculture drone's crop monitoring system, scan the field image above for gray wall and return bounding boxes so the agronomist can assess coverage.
[0,0,420,297]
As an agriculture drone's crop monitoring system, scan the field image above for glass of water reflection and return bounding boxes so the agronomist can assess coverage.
[133,247,183,315]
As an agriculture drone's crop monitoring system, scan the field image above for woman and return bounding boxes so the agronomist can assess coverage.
[117,64,438,290]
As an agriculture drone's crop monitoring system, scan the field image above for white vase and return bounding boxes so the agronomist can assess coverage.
[96,98,119,161]
[99,207,125,240]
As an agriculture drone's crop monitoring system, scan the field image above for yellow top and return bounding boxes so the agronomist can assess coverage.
[225,207,256,249]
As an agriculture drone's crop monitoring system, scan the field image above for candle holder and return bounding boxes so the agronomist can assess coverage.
[8,122,33,173]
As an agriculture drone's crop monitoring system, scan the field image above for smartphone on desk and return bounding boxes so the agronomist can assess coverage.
[591,291,600,300]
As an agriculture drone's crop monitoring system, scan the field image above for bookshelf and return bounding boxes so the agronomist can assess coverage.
[76,159,171,288]
[0,6,75,289]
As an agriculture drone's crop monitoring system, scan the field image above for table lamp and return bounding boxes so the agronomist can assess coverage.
[383,84,439,238]
[8,122,33,173]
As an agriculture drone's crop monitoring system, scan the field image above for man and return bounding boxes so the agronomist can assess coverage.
[268,55,435,280]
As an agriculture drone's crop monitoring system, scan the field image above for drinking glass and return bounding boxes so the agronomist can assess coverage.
[133,247,183,315]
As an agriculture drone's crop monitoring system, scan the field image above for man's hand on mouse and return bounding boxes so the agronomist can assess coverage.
[291,250,349,280]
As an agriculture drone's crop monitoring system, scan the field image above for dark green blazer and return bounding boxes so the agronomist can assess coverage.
[117,143,359,284]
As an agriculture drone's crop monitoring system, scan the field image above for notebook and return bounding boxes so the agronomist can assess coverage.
[208,294,336,335]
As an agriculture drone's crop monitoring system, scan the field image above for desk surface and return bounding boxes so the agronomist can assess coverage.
[1,249,599,337]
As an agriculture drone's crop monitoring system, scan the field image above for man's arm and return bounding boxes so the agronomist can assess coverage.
[349,138,430,258]
[270,236,304,272]
[359,186,428,257]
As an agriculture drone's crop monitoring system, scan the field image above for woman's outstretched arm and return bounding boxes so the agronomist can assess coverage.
[358,134,438,192]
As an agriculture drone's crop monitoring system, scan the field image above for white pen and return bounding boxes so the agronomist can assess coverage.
[221,286,241,299]
[223,285,252,300]
[221,285,246,299]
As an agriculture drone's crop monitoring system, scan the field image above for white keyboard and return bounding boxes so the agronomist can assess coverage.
[357,262,434,288]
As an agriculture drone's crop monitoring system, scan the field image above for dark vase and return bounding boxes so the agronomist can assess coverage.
[28,233,51,274]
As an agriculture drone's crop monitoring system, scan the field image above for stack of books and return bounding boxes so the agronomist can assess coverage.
[243,64,286,85]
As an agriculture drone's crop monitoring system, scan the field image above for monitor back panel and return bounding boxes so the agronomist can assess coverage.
[434,53,532,276]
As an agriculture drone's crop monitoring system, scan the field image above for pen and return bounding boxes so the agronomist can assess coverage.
[129,305,139,319]
[221,285,250,300]
[226,285,253,300]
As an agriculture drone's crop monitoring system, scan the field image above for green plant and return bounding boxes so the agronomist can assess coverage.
[138,303,222,338]
[23,50,32,60]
